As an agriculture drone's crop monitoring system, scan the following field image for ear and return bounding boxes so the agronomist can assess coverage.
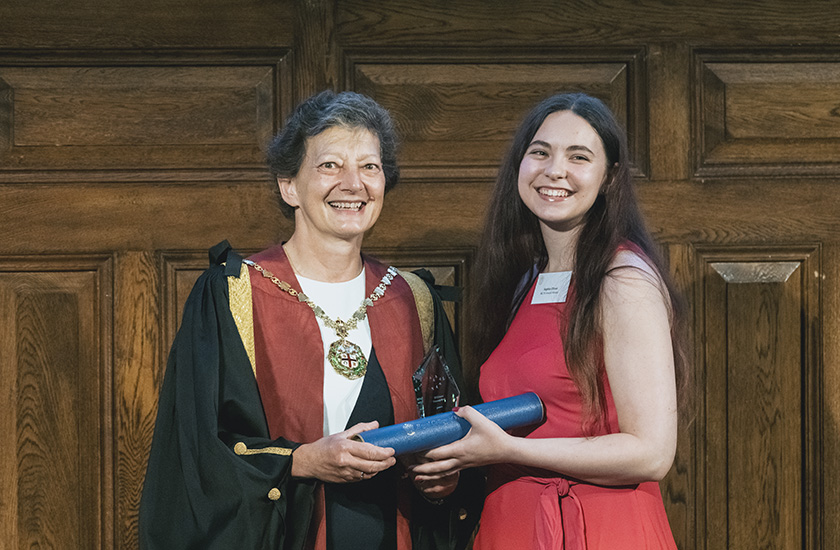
[277,177,299,208]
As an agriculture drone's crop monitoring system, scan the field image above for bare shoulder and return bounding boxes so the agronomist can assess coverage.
[602,249,668,308]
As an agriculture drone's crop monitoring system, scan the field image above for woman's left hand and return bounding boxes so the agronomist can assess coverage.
[408,406,510,479]
[402,451,460,500]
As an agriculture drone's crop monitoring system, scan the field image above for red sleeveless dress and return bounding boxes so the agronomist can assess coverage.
[474,279,677,549]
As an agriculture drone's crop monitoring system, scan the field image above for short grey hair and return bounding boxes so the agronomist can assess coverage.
[266,90,400,218]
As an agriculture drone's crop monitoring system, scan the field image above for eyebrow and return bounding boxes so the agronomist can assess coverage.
[314,151,381,161]
[527,140,550,149]
[527,140,596,155]
[567,145,596,155]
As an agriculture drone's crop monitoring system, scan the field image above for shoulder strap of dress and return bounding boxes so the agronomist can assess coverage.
[397,270,434,354]
[227,261,257,377]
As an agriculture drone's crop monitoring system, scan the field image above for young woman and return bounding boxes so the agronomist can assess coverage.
[412,92,689,548]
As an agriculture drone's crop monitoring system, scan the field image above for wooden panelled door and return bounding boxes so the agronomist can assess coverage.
[1,1,839,548]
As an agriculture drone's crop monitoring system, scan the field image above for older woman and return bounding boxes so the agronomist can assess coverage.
[139,91,470,550]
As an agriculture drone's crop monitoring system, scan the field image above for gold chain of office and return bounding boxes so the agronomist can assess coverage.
[243,259,398,379]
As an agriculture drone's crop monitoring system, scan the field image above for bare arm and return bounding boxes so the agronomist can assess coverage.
[414,254,678,486]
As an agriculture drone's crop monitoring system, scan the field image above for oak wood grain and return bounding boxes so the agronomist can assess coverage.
[0,256,113,549]
[114,252,160,550]
[2,0,840,548]
[337,0,840,48]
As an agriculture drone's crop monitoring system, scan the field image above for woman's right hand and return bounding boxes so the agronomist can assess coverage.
[413,406,511,477]
[290,421,396,483]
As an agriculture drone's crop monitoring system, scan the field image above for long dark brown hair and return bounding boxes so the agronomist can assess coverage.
[467,92,689,430]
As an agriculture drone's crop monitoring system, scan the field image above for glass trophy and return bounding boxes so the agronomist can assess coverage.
[412,345,460,418]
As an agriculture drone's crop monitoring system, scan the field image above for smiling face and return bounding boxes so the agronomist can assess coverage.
[279,125,385,246]
[517,110,609,234]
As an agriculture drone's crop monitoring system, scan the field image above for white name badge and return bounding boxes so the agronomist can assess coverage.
[531,271,572,304]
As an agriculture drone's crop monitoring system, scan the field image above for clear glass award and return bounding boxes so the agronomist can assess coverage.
[412,345,460,418]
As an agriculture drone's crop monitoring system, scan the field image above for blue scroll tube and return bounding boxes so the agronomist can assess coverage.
[353,392,545,456]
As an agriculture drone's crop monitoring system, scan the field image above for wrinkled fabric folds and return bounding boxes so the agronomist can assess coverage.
[527,477,586,550]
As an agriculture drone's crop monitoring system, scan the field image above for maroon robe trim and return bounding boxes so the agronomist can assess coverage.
[247,243,423,550]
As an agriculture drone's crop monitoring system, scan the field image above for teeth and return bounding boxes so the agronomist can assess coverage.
[329,201,364,211]
[539,188,570,197]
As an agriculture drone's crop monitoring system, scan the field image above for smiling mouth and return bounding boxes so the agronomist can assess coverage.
[538,188,571,198]
[328,200,365,211]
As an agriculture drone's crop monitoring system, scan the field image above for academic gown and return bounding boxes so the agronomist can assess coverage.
[138,241,481,550]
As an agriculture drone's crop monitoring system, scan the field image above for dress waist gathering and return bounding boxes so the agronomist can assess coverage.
[486,466,587,550]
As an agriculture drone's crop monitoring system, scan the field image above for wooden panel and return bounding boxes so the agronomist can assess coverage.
[337,1,840,48]
[160,252,207,360]
[293,0,340,102]
[658,243,696,550]
[0,180,491,253]
[695,51,840,177]
[3,175,840,256]
[0,51,290,179]
[637,179,840,245]
[695,245,820,549]
[648,43,692,181]
[0,255,113,549]
[0,2,839,549]
[0,0,294,50]
[346,51,647,180]
[822,244,840,550]
[114,252,161,550]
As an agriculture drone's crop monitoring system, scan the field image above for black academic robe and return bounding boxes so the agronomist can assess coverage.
[138,242,482,550]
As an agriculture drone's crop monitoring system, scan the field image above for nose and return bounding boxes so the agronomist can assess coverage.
[338,166,364,191]
[547,157,566,180]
